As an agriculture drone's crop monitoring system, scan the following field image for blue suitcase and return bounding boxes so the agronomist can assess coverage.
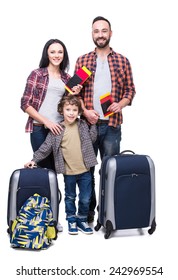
[7,167,61,234]
[95,151,156,239]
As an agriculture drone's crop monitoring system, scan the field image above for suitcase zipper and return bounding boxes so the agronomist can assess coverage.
[131,173,138,177]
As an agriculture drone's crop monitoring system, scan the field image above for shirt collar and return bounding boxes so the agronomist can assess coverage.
[93,47,114,57]
[41,67,48,77]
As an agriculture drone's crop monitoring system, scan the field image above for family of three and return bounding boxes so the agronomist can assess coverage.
[21,16,136,235]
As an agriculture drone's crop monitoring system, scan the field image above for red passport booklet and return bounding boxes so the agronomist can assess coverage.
[100,92,114,117]
[65,66,92,94]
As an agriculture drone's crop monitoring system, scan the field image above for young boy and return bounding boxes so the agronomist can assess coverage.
[24,95,98,235]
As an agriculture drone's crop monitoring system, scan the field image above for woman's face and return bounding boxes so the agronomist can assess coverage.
[48,43,64,67]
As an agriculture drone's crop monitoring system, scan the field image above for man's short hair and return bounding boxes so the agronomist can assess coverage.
[92,16,111,29]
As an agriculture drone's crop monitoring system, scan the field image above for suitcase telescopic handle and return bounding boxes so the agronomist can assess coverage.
[120,150,135,155]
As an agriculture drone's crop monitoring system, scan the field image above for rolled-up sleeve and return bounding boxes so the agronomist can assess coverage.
[20,71,37,112]
[122,58,136,103]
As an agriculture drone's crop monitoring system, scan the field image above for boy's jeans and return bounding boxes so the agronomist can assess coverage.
[64,171,92,221]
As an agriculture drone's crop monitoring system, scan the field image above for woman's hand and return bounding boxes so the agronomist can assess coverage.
[43,120,63,135]
[71,84,83,95]
[25,106,63,135]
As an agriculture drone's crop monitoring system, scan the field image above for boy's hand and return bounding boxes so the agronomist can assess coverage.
[24,161,36,168]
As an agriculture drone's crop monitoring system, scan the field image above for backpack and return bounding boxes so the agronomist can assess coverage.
[10,193,57,249]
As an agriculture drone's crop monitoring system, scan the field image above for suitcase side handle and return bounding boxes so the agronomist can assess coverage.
[120,150,135,155]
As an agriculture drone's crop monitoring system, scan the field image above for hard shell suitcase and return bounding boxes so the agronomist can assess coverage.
[95,150,156,239]
[7,167,61,233]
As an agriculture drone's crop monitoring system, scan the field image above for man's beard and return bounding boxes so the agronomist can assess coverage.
[93,37,110,49]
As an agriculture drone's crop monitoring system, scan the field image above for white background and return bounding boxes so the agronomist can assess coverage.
[0,0,177,279]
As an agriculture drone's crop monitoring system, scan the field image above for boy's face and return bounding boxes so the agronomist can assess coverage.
[63,102,79,124]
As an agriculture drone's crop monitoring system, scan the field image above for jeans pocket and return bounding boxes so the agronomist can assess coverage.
[33,125,43,133]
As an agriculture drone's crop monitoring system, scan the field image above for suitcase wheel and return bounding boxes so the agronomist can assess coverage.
[94,220,101,231]
[104,231,111,239]
[104,220,113,239]
[148,218,156,235]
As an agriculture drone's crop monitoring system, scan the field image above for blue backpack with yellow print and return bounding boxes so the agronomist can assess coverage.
[10,193,57,250]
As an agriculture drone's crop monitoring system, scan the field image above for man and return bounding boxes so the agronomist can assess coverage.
[75,16,136,222]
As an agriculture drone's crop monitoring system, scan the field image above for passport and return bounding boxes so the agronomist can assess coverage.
[100,92,114,117]
[65,66,92,94]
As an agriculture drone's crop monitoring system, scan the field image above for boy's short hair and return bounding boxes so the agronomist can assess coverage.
[58,95,83,115]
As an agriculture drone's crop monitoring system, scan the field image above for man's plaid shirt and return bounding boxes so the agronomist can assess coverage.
[75,48,136,127]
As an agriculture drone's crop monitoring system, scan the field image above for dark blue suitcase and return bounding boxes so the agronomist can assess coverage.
[95,151,156,239]
[7,167,61,233]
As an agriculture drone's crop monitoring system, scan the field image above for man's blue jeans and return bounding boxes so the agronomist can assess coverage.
[30,125,55,170]
[89,124,122,214]
[64,171,92,221]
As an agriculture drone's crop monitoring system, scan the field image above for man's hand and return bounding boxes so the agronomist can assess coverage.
[108,98,130,113]
[83,109,100,124]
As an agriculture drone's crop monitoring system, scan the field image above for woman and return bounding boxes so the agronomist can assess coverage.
[21,39,81,170]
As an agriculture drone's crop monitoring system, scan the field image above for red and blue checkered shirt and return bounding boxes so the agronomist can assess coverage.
[21,67,71,133]
[75,48,136,127]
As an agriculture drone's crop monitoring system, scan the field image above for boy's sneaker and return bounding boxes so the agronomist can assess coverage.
[77,220,93,234]
[68,222,78,235]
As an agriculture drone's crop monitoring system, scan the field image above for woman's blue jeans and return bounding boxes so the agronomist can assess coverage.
[64,171,92,221]
[30,125,55,170]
